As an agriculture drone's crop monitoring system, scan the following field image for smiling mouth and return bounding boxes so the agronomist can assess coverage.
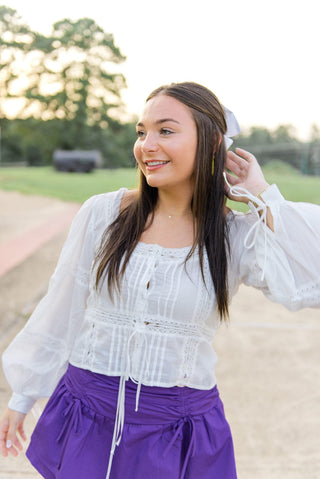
[145,160,169,167]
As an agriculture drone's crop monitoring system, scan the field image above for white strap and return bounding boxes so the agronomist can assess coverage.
[105,328,146,479]
[224,172,269,281]
[105,374,126,479]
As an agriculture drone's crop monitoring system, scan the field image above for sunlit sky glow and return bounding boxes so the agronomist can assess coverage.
[4,0,320,139]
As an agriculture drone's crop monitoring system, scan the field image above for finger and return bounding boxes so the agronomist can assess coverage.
[227,151,250,169]
[0,419,9,457]
[226,156,249,178]
[5,440,19,457]
[1,443,8,457]
[17,423,27,442]
[13,434,23,451]
[227,150,245,163]
[7,424,20,456]
[234,147,256,163]
[224,173,249,204]
[0,438,8,457]
[16,442,23,452]
[224,172,238,185]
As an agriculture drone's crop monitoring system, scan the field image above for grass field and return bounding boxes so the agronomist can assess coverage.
[0,162,319,209]
[0,167,139,203]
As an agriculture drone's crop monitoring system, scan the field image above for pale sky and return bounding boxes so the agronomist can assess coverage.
[4,0,320,139]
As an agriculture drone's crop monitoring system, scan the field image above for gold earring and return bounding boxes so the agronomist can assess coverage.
[212,156,215,175]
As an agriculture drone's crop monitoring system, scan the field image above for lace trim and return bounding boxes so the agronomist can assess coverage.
[279,279,320,304]
[135,242,193,258]
[182,336,198,382]
[85,309,215,339]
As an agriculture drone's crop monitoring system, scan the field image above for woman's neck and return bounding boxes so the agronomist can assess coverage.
[156,187,193,219]
[140,187,195,248]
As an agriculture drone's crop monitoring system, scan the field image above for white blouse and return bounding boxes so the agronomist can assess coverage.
[2,185,320,416]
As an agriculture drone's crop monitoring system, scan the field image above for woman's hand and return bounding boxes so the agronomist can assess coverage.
[0,408,27,457]
[225,147,270,204]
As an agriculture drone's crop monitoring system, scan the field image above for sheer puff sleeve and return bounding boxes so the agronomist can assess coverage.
[2,190,122,414]
[228,184,320,311]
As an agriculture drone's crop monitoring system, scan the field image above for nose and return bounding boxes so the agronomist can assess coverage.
[141,132,159,153]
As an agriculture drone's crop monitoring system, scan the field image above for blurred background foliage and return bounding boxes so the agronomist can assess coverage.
[233,124,320,175]
[0,5,319,174]
[0,5,137,168]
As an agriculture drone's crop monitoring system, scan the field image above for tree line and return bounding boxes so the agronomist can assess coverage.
[234,125,320,175]
[0,6,136,167]
[0,6,319,173]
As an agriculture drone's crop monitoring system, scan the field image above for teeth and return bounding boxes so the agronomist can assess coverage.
[146,161,168,166]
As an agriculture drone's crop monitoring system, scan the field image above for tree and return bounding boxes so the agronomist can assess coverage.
[234,124,301,169]
[26,18,126,129]
[0,6,36,119]
[0,7,134,167]
[272,124,298,144]
[1,11,126,126]
[309,124,320,144]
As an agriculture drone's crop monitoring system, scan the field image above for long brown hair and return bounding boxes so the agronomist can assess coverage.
[95,82,231,320]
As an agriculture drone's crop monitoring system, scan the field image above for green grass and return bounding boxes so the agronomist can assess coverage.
[228,161,320,212]
[260,161,320,204]
[0,161,319,208]
[0,167,139,203]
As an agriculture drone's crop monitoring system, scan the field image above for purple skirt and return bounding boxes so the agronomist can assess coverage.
[26,364,237,479]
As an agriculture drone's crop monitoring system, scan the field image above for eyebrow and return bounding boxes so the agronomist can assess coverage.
[136,118,181,127]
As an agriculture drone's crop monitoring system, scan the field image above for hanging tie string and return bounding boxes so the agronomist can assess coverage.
[56,397,83,443]
[105,374,126,479]
[224,172,269,281]
[55,396,84,470]
[163,416,196,479]
[105,327,148,479]
[127,329,148,413]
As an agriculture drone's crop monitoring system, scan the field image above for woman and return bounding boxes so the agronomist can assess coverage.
[1,82,319,479]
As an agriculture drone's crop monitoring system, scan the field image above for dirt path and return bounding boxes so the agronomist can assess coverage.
[0,190,79,277]
[0,190,80,477]
[0,190,319,478]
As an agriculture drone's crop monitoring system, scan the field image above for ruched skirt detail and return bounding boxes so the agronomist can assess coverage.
[26,364,237,479]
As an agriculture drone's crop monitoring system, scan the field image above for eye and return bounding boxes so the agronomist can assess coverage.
[160,128,173,135]
[136,130,145,138]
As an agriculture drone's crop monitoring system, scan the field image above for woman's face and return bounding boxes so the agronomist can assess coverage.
[134,94,198,191]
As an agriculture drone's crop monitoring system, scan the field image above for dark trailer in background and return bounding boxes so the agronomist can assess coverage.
[53,150,103,173]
